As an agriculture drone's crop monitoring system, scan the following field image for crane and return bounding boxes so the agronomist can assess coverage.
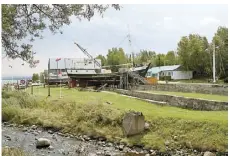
[74,42,101,68]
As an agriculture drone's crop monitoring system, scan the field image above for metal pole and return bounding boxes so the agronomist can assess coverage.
[48,59,50,96]
[213,43,216,83]
[31,84,33,95]
[60,78,61,97]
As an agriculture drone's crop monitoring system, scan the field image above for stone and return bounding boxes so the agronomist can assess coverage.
[36,138,51,148]
[173,135,178,141]
[96,151,102,155]
[107,143,113,147]
[22,127,28,132]
[105,101,112,105]
[118,145,124,151]
[123,147,130,153]
[31,125,37,130]
[33,132,39,136]
[203,151,216,156]
[122,111,145,136]
[144,122,150,130]
[48,130,53,134]
[145,154,150,156]
[4,135,11,141]
[164,140,170,146]
[83,135,90,141]
[98,136,107,141]
[48,146,54,150]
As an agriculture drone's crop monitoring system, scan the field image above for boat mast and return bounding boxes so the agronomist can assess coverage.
[127,25,135,68]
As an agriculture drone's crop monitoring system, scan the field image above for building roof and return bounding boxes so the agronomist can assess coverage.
[147,65,181,74]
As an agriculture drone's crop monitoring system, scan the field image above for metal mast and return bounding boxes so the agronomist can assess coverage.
[127,26,135,68]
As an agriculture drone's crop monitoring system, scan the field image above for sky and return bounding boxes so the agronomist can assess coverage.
[2,4,228,77]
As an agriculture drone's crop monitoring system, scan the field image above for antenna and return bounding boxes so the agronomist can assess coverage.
[127,25,135,68]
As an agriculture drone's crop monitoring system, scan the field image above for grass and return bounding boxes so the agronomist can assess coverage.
[140,90,228,102]
[2,87,228,152]
[2,147,27,156]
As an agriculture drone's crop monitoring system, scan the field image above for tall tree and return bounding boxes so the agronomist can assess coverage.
[165,51,177,65]
[2,4,120,67]
[32,73,39,82]
[155,54,166,66]
[39,72,44,83]
[177,34,210,76]
[139,50,156,63]
[96,54,107,66]
[212,26,228,79]
[107,48,128,72]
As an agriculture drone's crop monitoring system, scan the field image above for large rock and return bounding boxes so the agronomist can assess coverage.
[36,138,51,148]
[144,122,150,130]
[122,111,145,136]
[203,152,216,156]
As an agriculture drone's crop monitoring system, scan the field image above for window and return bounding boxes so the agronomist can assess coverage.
[171,72,173,76]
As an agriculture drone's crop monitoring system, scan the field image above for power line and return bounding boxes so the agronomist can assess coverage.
[115,35,128,48]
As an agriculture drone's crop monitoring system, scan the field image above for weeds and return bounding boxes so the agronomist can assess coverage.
[2,147,27,156]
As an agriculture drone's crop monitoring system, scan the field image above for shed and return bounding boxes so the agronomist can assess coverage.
[146,65,193,80]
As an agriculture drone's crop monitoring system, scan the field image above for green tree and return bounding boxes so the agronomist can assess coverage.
[96,54,107,66]
[2,4,120,67]
[107,48,128,72]
[155,54,165,66]
[177,34,210,76]
[212,26,228,79]
[165,51,177,65]
[32,73,39,82]
[39,72,44,83]
[139,50,156,63]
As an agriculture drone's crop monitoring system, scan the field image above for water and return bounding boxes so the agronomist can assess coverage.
[2,80,18,86]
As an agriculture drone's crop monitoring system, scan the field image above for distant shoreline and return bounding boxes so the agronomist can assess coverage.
[2,77,32,80]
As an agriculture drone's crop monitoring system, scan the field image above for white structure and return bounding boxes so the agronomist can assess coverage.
[48,58,102,76]
[146,65,193,80]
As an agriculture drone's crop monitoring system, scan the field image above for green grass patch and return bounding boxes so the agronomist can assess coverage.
[2,87,228,152]
[141,90,228,102]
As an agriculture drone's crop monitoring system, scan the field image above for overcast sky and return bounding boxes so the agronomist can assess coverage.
[2,4,228,77]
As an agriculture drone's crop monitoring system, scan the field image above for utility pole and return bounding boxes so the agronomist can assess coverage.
[213,43,216,83]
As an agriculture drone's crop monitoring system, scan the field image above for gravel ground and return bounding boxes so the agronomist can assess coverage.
[2,122,224,156]
[2,123,126,156]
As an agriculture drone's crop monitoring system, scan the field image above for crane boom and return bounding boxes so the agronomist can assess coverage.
[74,42,101,68]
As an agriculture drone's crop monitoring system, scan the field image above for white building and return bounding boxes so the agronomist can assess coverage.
[146,65,193,80]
